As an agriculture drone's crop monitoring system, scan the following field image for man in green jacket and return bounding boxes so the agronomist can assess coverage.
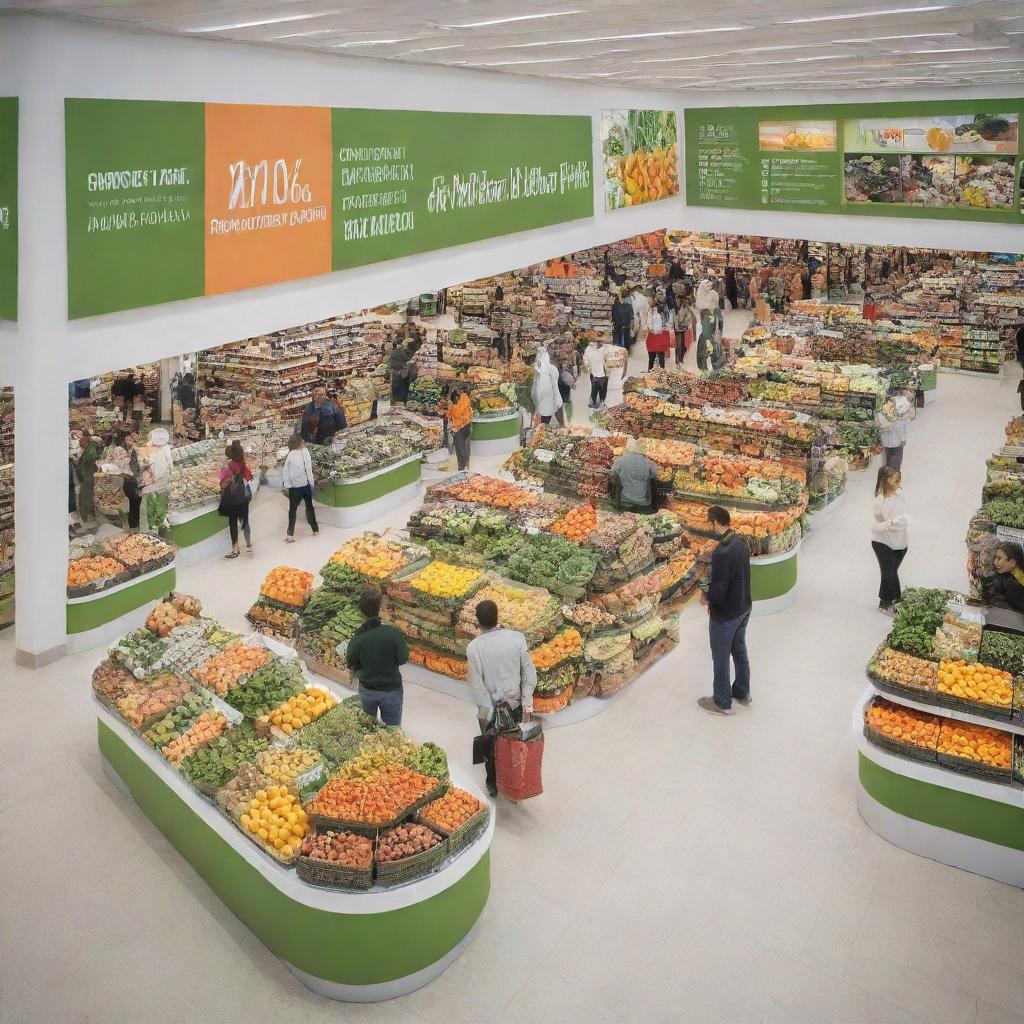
[345,590,410,727]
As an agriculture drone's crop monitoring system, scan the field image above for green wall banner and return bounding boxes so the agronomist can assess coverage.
[64,100,594,319]
[0,98,17,321]
[684,100,1023,224]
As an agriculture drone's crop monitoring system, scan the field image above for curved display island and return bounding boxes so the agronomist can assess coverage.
[96,698,493,1001]
[314,454,423,528]
[749,539,800,615]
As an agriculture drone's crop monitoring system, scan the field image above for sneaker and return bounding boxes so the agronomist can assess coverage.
[284,536,295,544]
[697,696,734,716]
[733,695,752,707]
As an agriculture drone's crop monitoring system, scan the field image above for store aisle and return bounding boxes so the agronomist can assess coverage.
[2,367,1024,1024]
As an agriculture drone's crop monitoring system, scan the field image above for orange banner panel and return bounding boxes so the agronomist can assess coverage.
[204,103,331,296]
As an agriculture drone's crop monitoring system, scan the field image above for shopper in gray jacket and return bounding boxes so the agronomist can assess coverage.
[467,599,537,796]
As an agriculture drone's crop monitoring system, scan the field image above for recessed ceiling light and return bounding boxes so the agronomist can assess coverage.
[905,45,1010,52]
[332,37,425,48]
[481,26,746,49]
[401,44,466,54]
[441,10,585,29]
[835,32,958,41]
[783,6,950,24]
[186,11,339,33]
[472,55,595,66]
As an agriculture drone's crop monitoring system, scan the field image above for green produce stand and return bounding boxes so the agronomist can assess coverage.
[314,454,422,527]
[749,541,799,615]
[96,702,492,1001]
[470,412,520,457]
[66,563,176,653]
[854,687,1024,887]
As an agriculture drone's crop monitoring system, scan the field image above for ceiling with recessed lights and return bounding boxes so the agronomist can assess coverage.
[4,0,1024,91]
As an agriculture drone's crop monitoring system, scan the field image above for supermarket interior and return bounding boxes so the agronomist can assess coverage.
[2,6,1024,1024]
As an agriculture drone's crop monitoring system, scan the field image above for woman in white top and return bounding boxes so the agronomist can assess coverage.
[871,465,909,612]
[531,348,563,425]
[282,433,319,543]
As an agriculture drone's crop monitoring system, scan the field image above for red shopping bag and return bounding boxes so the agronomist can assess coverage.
[494,732,544,801]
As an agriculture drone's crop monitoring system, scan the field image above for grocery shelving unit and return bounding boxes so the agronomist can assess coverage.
[95,693,492,1002]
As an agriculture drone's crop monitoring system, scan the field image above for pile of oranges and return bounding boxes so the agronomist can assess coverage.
[937,721,1012,769]
[865,698,940,751]
[549,503,598,544]
[938,659,1013,709]
[531,628,583,671]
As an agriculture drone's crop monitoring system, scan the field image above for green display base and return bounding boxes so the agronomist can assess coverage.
[169,506,225,548]
[749,544,798,612]
[471,414,520,442]
[67,565,176,635]
[918,367,938,391]
[316,456,422,508]
[96,711,490,1000]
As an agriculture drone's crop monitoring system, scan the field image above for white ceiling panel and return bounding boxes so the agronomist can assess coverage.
[3,0,1023,91]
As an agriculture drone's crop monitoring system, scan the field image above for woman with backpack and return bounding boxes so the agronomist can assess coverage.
[218,440,253,559]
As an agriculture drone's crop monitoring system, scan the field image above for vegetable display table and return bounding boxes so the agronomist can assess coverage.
[402,661,629,730]
[749,539,800,615]
[853,687,1024,887]
[66,561,176,654]
[169,471,262,567]
[470,412,521,457]
[95,699,492,1002]
[314,454,423,528]
[805,490,845,532]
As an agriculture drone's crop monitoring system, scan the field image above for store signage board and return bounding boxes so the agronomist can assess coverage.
[0,98,17,322]
[65,100,594,319]
[684,100,1023,224]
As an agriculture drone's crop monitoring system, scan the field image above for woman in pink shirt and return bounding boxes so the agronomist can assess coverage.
[218,440,254,558]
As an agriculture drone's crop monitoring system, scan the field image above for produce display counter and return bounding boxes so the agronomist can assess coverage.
[95,698,493,1002]
[170,471,262,567]
[66,561,177,654]
[402,659,638,730]
[805,490,846,532]
[470,412,520,457]
[853,687,1024,887]
[314,454,423,528]
[749,539,800,615]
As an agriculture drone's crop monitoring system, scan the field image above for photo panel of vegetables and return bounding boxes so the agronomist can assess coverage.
[602,109,680,211]
[685,100,1023,223]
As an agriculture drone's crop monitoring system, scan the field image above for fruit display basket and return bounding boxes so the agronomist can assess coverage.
[419,805,489,860]
[374,826,449,889]
[387,559,486,613]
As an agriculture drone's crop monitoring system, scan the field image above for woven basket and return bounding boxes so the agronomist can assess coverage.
[423,806,488,859]
[374,831,448,889]
[863,723,938,765]
[296,853,373,891]
[930,690,1013,723]
[533,686,573,714]
[296,650,354,689]
[936,750,1012,784]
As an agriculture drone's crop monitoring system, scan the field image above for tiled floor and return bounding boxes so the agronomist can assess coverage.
[2,312,1023,1023]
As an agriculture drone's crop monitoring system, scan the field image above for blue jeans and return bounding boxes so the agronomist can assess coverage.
[358,685,403,727]
[709,610,751,710]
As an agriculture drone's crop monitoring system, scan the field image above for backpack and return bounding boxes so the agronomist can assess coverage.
[222,471,245,506]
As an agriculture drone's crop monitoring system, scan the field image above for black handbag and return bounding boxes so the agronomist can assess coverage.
[472,733,491,765]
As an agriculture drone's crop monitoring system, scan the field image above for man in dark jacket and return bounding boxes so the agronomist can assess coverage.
[300,387,346,445]
[345,590,410,726]
[611,286,634,348]
[698,505,752,716]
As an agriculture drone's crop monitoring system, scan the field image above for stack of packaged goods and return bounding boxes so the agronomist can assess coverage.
[571,293,614,337]
[200,342,319,427]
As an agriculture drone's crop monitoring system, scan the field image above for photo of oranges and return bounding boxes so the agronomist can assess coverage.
[602,109,679,211]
